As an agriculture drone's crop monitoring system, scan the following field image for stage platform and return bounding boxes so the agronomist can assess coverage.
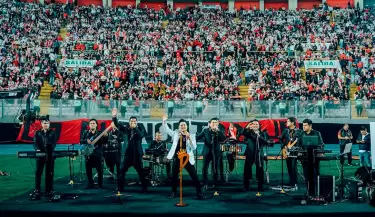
[1,175,374,217]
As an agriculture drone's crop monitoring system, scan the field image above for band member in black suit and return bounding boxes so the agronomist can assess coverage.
[163,115,205,200]
[296,119,324,196]
[197,118,226,191]
[196,118,225,190]
[112,108,148,193]
[104,126,124,180]
[30,116,59,201]
[241,119,269,192]
[80,119,109,189]
[148,132,171,178]
[280,117,300,188]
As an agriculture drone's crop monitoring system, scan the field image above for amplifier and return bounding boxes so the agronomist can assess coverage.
[318,175,336,202]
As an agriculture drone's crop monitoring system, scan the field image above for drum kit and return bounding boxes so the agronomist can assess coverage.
[143,147,170,186]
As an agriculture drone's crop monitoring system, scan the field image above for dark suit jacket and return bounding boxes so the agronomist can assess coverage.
[196,127,226,157]
[112,116,145,157]
[241,128,269,158]
[33,129,57,156]
[357,133,371,151]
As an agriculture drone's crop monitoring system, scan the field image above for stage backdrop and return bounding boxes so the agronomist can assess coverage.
[16,119,290,144]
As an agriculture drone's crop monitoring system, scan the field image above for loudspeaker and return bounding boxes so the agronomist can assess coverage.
[318,175,336,202]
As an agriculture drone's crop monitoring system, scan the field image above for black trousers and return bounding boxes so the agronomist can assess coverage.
[301,160,320,196]
[105,152,121,179]
[171,157,202,195]
[35,158,55,193]
[243,153,264,190]
[340,145,352,165]
[218,156,224,179]
[85,154,104,187]
[108,162,120,179]
[202,153,220,186]
[118,155,148,191]
[286,158,298,185]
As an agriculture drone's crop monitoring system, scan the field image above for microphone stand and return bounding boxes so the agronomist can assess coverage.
[211,129,219,196]
[270,143,290,198]
[67,144,82,188]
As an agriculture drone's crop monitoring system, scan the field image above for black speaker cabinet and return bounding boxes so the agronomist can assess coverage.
[318,175,336,202]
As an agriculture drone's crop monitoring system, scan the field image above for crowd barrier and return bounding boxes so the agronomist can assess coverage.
[0,99,361,122]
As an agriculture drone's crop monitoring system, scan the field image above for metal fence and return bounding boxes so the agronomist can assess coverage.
[0,99,367,122]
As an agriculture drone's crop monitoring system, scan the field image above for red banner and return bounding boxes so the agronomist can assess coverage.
[17,119,292,144]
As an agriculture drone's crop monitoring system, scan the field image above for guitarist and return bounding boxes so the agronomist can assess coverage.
[80,118,109,189]
[280,117,300,189]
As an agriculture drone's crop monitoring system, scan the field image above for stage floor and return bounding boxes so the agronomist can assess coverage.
[1,175,374,217]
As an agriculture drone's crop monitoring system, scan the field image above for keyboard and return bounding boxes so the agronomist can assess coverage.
[17,150,79,158]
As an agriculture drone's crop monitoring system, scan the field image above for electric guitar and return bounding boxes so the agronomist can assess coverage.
[282,129,298,159]
[80,125,113,157]
[282,138,298,159]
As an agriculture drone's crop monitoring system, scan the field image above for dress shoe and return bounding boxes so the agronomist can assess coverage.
[45,192,61,202]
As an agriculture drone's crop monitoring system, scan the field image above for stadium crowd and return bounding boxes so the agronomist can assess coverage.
[1,1,375,106]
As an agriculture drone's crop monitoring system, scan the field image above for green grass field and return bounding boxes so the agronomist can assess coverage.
[0,155,360,202]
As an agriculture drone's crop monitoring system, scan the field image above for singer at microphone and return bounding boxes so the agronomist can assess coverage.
[241,119,269,192]
[196,118,226,192]
[162,115,205,200]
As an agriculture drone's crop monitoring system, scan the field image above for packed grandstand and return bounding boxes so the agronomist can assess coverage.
[1,0,374,119]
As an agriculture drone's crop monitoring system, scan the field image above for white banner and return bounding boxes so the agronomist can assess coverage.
[369,122,375,169]
[304,60,341,69]
[63,59,96,68]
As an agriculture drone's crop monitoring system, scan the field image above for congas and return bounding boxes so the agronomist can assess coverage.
[229,144,237,152]
[220,144,230,152]
[237,145,243,153]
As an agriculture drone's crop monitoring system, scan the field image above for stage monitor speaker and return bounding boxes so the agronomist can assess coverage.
[318,175,336,202]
